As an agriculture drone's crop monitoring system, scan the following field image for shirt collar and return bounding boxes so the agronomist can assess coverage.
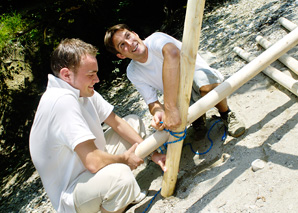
[47,74,80,99]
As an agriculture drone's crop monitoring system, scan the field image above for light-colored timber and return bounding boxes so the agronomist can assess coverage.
[135,25,298,158]
[256,35,298,75]
[160,0,206,197]
[278,17,297,31]
[234,46,298,97]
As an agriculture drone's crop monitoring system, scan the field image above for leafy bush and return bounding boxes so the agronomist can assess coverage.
[0,12,25,51]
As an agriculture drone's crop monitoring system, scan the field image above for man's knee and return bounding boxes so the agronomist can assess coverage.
[123,114,146,139]
[200,83,219,95]
[101,164,140,212]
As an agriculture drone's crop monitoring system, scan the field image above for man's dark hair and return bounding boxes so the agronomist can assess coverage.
[104,24,131,55]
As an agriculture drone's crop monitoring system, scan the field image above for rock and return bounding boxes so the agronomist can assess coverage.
[251,159,266,172]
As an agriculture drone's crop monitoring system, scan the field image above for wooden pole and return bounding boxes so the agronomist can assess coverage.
[256,35,298,75]
[160,0,206,197]
[233,47,298,97]
[135,26,298,159]
[279,17,297,32]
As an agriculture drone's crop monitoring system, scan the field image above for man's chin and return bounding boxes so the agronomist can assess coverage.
[81,91,94,97]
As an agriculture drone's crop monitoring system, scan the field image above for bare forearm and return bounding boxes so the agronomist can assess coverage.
[149,100,164,116]
[162,43,180,112]
[105,112,143,145]
[112,116,143,145]
[75,140,126,173]
[161,43,182,129]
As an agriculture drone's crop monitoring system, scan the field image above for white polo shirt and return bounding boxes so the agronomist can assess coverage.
[29,74,113,212]
[127,32,213,105]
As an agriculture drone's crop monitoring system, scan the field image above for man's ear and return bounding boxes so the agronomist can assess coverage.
[116,53,126,59]
[59,68,72,83]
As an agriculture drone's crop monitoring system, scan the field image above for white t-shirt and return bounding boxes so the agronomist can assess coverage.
[29,74,113,212]
[127,32,213,105]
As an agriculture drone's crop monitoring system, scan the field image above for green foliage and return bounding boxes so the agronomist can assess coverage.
[0,12,25,51]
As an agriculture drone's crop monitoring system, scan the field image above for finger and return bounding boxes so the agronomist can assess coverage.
[151,119,162,130]
[158,123,165,131]
[158,160,167,172]
[130,143,138,151]
[153,115,160,123]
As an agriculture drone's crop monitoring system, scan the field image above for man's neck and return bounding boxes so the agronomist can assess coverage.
[135,46,148,63]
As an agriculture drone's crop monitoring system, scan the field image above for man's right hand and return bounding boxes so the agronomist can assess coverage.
[151,108,181,131]
[150,111,165,131]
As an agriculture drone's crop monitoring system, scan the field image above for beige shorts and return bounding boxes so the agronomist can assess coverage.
[190,68,224,105]
[73,114,146,212]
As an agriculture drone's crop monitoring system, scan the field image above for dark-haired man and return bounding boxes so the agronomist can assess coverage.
[104,24,245,137]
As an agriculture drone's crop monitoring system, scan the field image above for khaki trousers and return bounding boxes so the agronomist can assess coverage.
[73,114,146,213]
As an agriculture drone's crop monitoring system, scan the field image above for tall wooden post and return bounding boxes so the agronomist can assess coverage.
[160,0,206,197]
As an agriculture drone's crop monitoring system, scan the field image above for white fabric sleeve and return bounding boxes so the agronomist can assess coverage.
[127,70,159,105]
[148,32,182,56]
[90,92,114,122]
[51,94,96,150]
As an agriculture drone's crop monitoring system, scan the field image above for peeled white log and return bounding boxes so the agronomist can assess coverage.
[256,35,298,75]
[135,23,298,160]
[135,130,169,159]
[278,17,297,31]
[233,46,298,97]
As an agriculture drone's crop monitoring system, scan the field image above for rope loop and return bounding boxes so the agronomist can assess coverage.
[157,121,187,153]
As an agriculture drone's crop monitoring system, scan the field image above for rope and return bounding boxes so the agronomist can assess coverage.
[157,121,187,154]
[142,188,161,213]
[142,119,227,212]
[183,119,227,155]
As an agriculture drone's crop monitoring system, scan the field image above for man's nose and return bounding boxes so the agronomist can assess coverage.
[94,74,100,83]
[125,39,133,46]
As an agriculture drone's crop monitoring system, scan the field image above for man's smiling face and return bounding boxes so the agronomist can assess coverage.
[68,54,99,97]
[112,29,148,63]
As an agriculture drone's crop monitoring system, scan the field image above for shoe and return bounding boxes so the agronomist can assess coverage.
[192,114,207,132]
[222,111,245,137]
[131,191,147,204]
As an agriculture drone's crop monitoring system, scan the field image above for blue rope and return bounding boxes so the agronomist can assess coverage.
[157,121,187,153]
[184,119,227,155]
[142,119,226,213]
[163,127,187,144]
[142,188,161,213]
[158,119,226,155]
